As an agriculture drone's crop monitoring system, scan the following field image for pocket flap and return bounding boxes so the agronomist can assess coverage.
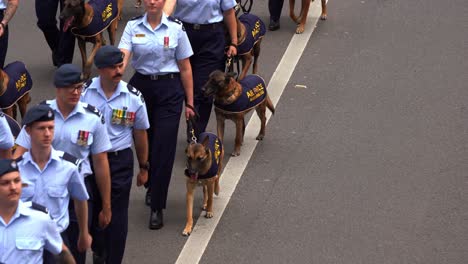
[16,238,43,250]
[47,186,67,198]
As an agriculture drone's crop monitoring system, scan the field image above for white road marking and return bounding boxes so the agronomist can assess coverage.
[175,1,326,263]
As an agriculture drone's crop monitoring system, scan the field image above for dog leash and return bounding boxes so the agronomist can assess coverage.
[224,56,241,81]
[236,0,253,14]
[185,104,199,143]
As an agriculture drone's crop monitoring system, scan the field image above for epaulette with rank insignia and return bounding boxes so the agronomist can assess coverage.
[130,15,143,21]
[0,111,3,117]
[31,202,49,214]
[83,79,92,90]
[127,84,145,103]
[15,156,23,163]
[84,103,105,124]
[39,100,52,105]
[62,152,80,166]
[168,16,182,24]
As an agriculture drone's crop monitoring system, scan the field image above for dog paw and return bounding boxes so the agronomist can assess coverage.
[256,134,265,141]
[320,13,328,20]
[295,24,305,34]
[202,205,207,211]
[182,228,192,236]
[231,151,240,157]
[205,212,214,218]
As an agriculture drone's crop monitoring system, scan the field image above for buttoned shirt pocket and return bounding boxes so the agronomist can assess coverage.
[70,131,94,148]
[132,36,150,55]
[16,237,43,260]
[158,33,178,63]
[47,186,68,218]
[21,185,35,200]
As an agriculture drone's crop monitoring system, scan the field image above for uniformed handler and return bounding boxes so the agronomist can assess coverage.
[119,0,195,230]
[0,110,14,158]
[0,0,18,69]
[16,105,91,263]
[165,0,238,136]
[0,158,76,264]
[35,0,75,66]
[80,45,150,264]
[13,64,112,264]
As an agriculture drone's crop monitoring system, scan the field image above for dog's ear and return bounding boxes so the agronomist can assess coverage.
[225,71,237,82]
[201,136,210,149]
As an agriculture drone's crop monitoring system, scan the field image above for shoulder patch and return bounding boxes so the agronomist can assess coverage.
[31,202,49,214]
[61,152,80,166]
[130,15,143,21]
[168,16,182,24]
[84,103,105,124]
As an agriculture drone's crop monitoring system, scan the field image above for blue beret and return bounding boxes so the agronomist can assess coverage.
[0,159,19,177]
[94,46,124,68]
[22,104,55,126]
[54,64,83,87]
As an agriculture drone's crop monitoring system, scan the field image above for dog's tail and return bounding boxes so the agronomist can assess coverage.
[266,95,275,114]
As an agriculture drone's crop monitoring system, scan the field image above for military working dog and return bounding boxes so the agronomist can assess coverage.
[183,132,224,236]
[60,0,123,79]
[0,61,33,121]
[203,70,275,157]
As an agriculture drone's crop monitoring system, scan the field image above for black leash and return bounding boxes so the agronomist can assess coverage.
[185,104,199,143]
[237,0,253,14]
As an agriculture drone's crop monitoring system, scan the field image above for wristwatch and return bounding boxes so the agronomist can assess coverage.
[139,161,150,170]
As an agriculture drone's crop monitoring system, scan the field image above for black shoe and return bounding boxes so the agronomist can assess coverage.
[145,189,151,206]
[93,252,106,264]
[149,210,163,230]
[269,19,280,31]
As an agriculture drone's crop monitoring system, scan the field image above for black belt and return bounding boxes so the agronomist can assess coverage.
[108,147,132,157]
[135,71,179,81]
[182,21,222,31]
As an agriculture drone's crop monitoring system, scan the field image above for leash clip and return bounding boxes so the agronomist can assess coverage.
[190,128,197,143]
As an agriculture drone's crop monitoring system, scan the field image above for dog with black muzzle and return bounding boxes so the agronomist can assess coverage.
[183,132,224,236]
[60,0,123,79]
[0,61,33,121]
[203,70,275,157]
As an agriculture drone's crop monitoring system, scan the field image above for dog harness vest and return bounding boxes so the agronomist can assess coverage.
[237,13,266,55]
[0,61,32,109]
[71,0,118,37]
[214,75,267,113]
[195,132,223,180]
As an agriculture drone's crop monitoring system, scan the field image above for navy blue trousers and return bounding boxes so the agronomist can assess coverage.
[0,10,8,69]
[268,0,285,21]
[35,0,75,65]
[90,148,134,264]
[184,24,226,135]
[129,74,184,211]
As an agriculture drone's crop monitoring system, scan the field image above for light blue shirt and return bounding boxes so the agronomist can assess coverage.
[118,13,193,75]
[0,0,6,9]
[81,77,150,152]
[174,0,237,24]
[0,111,14,149]
[15,100,112,177]
[18,147,89,232]
[0,201,63,264]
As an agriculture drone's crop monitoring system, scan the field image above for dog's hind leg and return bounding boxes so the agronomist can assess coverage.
[266,95,275,114]
[18,93,31,119]
[239,55,251,81]
[255,103,267,140]
[296,0,311,34]
[289,0,300,23]
[108,19,118,45]
[78,39,88,78]
[215,111,226,145]
[320,0,328,20]
[252,39,262,75]
[183,181,196,236]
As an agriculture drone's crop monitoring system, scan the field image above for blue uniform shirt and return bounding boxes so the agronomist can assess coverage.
[81,77,150,152]
[0,111,14,149]
[18,148,89,232]
[0,0,6,10]
[118,13,193,75]
[0,201,63,264]
[15,100,112,177]
[174,0,237,24]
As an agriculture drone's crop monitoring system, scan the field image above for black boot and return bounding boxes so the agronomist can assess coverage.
[149,210,164,230]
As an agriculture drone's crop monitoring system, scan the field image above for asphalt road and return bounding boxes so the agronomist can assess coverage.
[5,0,468,263]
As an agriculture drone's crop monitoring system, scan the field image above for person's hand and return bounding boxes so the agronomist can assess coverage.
[0,23,5,38]
[136,169,148,187]
[226,45,237,57]
[185,106,195,120]
[98,207,112,228]
[77,232,92,252]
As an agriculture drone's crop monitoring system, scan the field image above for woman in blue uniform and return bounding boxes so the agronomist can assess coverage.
[119,0,195,230]
[164,0,238,136]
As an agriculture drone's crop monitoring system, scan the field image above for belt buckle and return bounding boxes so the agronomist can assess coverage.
[194,24,200,30]
[150,74,158,80]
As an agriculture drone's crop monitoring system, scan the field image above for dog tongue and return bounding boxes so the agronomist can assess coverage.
[63,16,75,32]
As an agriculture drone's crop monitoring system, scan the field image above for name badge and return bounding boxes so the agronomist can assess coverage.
[135,34,145,37]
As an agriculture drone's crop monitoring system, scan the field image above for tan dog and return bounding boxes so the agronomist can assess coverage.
[0,61,32,121]
[290,0,327,34]
[203,70,275,156]
[183,132,224,236]
[232,13,266,81]
[60,0,123,79]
